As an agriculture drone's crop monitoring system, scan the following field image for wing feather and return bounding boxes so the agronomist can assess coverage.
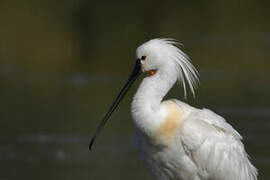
[173,99,258,180]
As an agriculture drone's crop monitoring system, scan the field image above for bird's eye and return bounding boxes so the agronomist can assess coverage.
[141,56,146,60]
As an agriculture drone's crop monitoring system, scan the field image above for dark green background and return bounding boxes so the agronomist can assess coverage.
[0,0,269,179]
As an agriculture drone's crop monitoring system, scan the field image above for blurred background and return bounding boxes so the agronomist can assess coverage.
[0,0,269,179]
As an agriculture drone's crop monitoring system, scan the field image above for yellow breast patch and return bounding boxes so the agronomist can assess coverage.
[154,101,183,143]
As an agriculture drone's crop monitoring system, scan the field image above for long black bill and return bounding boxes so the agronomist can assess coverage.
[89,59,142,150]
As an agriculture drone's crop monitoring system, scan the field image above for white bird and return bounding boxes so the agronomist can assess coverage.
[89,38,258,180]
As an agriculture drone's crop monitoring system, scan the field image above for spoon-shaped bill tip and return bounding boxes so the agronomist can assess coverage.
[89,135,96,151]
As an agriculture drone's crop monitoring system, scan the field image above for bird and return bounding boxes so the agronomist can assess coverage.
[89,38,258,180]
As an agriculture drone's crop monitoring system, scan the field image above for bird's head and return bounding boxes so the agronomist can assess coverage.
[136,38,199,97]
[136,38,175,73]
[89,38,199,150]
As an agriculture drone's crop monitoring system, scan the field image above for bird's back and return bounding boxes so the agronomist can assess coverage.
[175,99,258,180]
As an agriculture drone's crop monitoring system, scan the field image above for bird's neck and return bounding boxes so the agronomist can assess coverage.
[131,71,177,134]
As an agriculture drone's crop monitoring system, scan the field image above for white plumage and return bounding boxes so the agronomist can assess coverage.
[131,39,257,180]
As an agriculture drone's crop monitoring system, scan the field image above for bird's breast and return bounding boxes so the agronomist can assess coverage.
[132,98,184,146]
[153,101,183,145]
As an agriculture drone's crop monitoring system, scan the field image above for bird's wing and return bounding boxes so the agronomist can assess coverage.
[172,99,258,180]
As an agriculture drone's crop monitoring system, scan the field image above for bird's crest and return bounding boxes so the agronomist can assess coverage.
[147,38,200,98]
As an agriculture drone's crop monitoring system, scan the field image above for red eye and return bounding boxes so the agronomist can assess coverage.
[141,56,146,60]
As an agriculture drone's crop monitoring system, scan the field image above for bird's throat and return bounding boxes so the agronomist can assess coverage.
[131,73,177,134]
